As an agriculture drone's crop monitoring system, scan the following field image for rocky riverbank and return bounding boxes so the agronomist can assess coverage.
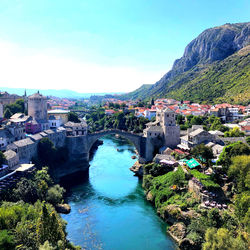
[129,161,143,177]
[140,163,204,249]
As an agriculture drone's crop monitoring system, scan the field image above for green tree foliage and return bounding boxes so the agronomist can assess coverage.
[143,167,187,209]
[67,112,80,123]
[176,114,185,125]
[46,185,65,206]
[234,191,250,227]
[13,178,39,203]
[228,155,250,192]
[3,108,12,119]
[191,144,214,166]
[203,227,248,250]
[86,108,149,133]
[217,142,250,170]
[38,138,56,166]
[190,116,204,126]
[210,117,228,132]
[4,99,25,116]
[0,201,68,249]
[224,127,245,137]
[144,163,170,177]
[246,136,250,145]
[0,230,15,250]
[36,202,66,247]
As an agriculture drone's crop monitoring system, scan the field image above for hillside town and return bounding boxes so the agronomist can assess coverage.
[0,90,249,249]
[0,90,249,179]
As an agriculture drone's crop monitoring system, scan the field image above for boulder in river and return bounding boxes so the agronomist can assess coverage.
[56,203,71,214]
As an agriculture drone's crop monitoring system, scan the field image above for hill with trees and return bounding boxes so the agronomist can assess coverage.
[121,22,250,104]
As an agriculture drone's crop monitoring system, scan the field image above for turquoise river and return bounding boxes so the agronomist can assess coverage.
[61,135,176,250]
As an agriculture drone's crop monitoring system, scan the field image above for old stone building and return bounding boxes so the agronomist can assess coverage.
[26,92,49,133]
[64,121,88,136]
[178,126,217,151]
[3,149,19,169]
[155,107,180,148]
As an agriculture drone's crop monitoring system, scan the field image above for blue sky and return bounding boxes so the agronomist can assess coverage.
[0,0,249,93]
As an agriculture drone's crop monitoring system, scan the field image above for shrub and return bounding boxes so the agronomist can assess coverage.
[46,185,65,205]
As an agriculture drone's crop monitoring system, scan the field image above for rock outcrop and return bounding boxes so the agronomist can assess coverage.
[122,22,250,104]
[55,203,71,214]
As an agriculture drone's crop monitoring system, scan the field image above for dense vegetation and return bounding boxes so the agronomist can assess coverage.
[121,40,250,105]
[85,107,150,133]
[0,167,80,249]
[3,99,25,119]
[67,112,80,123]
[142,140,250,249]
[176,114,229,131]
[0,137,80,249]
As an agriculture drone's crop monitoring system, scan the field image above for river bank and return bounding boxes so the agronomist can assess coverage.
[61,135,176,249]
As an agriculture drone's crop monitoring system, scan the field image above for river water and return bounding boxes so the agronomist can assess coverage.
[61,135,175,250]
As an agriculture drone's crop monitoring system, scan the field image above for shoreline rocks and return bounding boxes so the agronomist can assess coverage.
[56,203,71,214]
[130,161,143,177]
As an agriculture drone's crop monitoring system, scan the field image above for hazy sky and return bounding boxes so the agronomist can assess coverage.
[0,0,249,93]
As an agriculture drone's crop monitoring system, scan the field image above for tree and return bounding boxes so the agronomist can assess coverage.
[228,155,250,192]
[37,138,56,166]
[246,136,250,145]
[176,114,185,125]
[4,99,25,115]
[35,167,53,200]
[46,185,65,205]
[191,144,214,166]
[224,127,245,137]
[203,227,233,250]
[190,116,204,126]
[0,230,15,250]
[0,151,5,167]
[210,117,228,132]
[67,112,80,123]
[151,98,155,106]
[13,178,39,203]
[234,192,250,224]
[3,108,12,119]
[36,203,66,247]
[217,142,250,170]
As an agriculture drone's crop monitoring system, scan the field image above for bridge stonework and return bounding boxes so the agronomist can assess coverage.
[66,129,154,165]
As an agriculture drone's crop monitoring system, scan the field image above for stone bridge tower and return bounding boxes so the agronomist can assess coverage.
[156,107,180,148]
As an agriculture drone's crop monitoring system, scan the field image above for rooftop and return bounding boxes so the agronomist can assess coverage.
[13,138,34,147]
[3,149,17,160]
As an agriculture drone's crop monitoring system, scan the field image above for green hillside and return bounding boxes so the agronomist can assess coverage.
[121,22,250,104]
[164,46,250,104]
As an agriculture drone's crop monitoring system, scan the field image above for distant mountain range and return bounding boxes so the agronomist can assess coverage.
[121,22,250,104]
[0,87,123,99]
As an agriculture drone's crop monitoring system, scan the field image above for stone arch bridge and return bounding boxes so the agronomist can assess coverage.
[66,129,154,165]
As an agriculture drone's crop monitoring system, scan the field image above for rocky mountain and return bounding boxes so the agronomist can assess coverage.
[122,22,250,104]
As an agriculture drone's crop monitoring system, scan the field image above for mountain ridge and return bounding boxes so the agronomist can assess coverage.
[121,22,250,104]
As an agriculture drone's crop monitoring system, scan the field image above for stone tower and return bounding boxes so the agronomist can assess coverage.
[156,107,180,148]
[28,92,47,121]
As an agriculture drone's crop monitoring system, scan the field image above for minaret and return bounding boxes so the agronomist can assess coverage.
[23,89,28,114]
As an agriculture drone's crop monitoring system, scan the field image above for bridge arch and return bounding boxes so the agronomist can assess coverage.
[87,129,146,161]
